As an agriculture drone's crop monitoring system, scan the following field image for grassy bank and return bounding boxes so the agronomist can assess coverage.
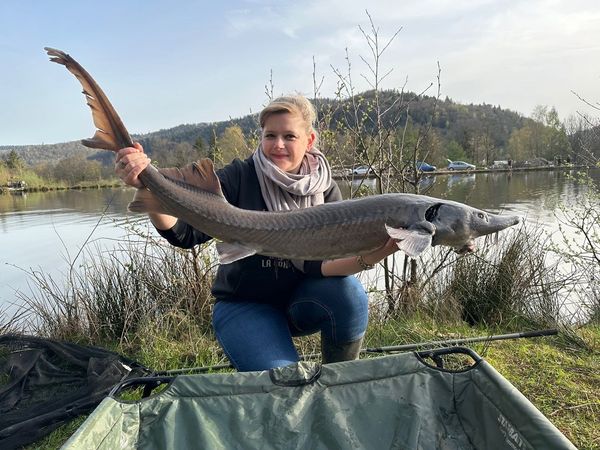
[3,224,597,449]
[0,165,120,192]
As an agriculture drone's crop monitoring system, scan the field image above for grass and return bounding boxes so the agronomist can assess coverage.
[484,325,600,449]
[25,416,87,449]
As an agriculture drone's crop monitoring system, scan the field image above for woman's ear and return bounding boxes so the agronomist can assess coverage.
[307,131,316,150]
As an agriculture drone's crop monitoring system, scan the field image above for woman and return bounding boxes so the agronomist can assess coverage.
[116,95,398,372]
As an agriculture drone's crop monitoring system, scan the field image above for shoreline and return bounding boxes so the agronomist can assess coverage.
[0,181,122,194]
[333,164,591,179]
[1,165,592,193]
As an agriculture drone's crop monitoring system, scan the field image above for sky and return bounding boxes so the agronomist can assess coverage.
[1,0,599,146]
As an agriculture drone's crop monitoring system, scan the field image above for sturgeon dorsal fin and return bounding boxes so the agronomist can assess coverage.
[193,159,223,196]
[158,158,224,198]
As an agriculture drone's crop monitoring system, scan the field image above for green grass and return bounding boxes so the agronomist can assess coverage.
[483,326,600,449]
[25,415,87,449]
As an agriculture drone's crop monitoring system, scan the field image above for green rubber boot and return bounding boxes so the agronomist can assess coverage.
[321,337,363,364]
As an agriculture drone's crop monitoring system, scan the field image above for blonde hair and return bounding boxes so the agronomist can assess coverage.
[259,95,318,144]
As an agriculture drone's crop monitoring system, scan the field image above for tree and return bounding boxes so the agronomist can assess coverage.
[322,11,442,312]
[506,106,571,164]
[52,156,101,185]
[508,126,534,162]
[146,138,200,168]
[213,125,250,168]
[4,150,24,171]
[529,105,571,161]
[447,140,467,162]
[193,136,208,158]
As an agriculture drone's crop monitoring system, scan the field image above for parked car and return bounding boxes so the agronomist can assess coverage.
[352,165,372,176]
[416,161,436,172]
[447,160,475,171]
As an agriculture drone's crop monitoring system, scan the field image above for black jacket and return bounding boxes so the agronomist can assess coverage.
[157,156,342,304]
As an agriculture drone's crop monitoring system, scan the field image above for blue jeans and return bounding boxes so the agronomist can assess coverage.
[212,276,368,372]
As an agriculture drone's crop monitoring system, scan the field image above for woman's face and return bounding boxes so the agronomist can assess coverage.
[261,112,315,173]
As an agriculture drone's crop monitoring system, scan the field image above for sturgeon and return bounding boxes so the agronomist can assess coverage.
[45,47,520,262]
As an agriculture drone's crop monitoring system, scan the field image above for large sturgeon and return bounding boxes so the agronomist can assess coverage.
[45,48,520,262]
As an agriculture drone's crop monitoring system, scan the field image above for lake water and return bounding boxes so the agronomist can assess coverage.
[1,168,598,316]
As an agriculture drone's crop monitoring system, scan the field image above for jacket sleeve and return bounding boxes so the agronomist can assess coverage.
[154,160,242,249]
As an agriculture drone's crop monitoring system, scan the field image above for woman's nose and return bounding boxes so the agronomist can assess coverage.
[275,137,285,148]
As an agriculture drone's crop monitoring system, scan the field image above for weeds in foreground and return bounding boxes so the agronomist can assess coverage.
[4,221,594,354]
[436,226,572,328]
[12,235,215,348]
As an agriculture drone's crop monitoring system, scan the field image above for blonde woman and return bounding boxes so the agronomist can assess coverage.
[116,95,398,371]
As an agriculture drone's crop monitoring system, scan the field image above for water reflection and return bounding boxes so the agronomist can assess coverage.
[418,175,436,193]
[0,188,145,308]
[447,173,476,189]
[0,189,136,233]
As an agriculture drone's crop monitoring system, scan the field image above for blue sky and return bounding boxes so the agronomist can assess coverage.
[1,0,599,145]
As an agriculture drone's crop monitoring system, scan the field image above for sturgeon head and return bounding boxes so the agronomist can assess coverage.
[386,198,521,257]
[426,201,520,253]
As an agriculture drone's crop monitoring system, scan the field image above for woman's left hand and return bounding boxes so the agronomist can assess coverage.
[360,239,400,267]
[320,238,400,277]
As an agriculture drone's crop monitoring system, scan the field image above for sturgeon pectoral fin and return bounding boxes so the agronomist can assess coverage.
[128,189,170,214]
[385,224,432,258]
[216,242,257,264]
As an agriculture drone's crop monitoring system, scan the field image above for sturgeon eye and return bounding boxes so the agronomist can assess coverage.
[477,213,484,219]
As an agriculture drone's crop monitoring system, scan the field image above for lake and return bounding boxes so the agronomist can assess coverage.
[1,168,598,316]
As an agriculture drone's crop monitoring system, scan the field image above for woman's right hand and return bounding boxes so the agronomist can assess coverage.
[115,142,151,189]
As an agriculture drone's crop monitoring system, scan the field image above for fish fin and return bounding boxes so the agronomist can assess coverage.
[45,48,133,151]
[216,242,257,264]
[158,159,224,197]
[128,189,170,214]
[385,224,432,258]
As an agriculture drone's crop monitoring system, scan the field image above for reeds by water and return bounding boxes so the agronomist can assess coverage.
[4,221,595,352]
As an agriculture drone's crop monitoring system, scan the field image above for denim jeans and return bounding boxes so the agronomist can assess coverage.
[212,275,368,372]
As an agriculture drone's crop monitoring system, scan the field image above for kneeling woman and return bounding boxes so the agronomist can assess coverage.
[115,95,398,371]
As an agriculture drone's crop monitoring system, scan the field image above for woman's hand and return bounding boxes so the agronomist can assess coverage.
[115,142,151,189]
[360,238,400,266]
[320,238,400,277]
[116,142,178,230]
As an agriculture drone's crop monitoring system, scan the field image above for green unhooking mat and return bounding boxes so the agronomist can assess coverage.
[62,347,576,449]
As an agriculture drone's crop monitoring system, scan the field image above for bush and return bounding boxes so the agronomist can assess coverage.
[446,226,565,328]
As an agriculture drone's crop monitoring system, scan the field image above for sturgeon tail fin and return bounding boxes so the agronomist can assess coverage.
[44,47,133,151]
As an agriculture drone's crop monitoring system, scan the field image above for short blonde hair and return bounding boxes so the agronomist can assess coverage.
[259,95,318,142]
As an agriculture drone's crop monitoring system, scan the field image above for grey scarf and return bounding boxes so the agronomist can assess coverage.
[252,146,332,211]
[252,146,332,271]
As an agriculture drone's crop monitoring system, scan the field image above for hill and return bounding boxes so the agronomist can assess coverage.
[0,90,531,166]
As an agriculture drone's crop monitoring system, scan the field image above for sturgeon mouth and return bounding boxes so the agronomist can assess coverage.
[455,242,476,254]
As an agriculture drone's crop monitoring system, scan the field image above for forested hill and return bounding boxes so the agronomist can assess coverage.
[0,90,538,166]
[133,91,531,155]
